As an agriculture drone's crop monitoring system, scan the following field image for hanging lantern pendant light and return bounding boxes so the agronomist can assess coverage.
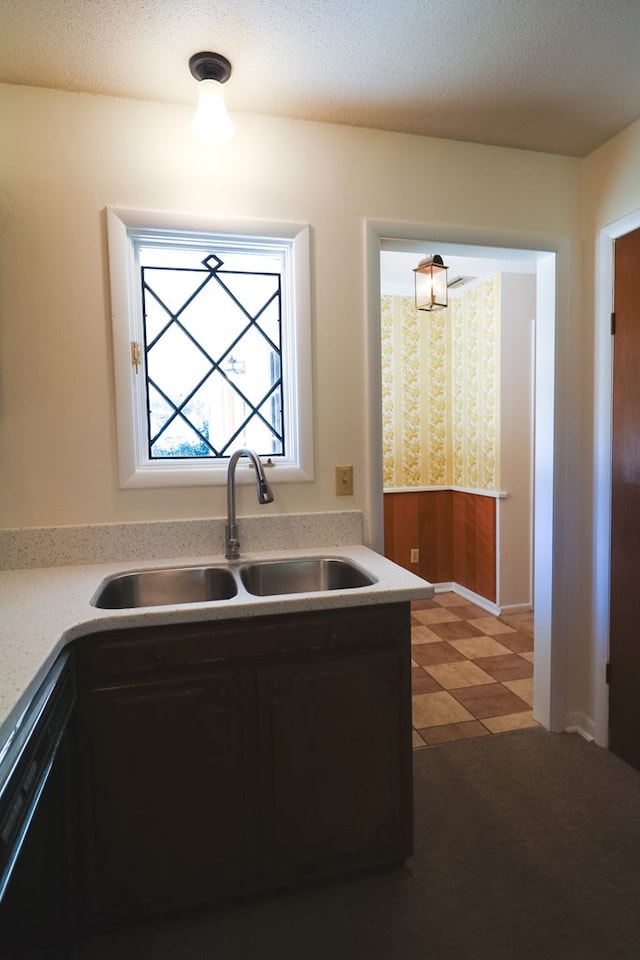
[413,254,449,311]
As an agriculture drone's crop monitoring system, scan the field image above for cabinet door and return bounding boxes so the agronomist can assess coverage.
[75,667,255,922]
[258,651,412,880]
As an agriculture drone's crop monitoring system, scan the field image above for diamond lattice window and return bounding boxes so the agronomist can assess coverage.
[140,249,284,460]
[106,209,312,489]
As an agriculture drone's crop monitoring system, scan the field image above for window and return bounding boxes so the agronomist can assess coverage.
[140,245,284,460]
[107,209,313,487]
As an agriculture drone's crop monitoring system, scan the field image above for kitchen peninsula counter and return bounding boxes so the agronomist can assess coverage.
[0,543,433,750]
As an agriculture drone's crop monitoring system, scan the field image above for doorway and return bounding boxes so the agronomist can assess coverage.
[379,241,536,614]
[594,208,640,749]
[364,220,559,733]
[608,226,640,768]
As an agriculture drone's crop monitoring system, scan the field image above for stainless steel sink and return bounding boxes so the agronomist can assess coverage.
[91,556,376,608]
[239,558,376,597]
[91,566,238,609]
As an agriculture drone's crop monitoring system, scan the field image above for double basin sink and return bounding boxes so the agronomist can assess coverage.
[92,557,377,610]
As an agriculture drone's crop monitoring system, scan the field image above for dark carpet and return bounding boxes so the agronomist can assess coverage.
[81,728,640,960]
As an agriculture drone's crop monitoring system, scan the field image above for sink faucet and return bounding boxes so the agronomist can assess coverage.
[225,448,275,560]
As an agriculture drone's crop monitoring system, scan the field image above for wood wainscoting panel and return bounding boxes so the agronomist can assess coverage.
[418,489,453,583]
[452,492,496,602]
[383,491,420,572]
[474,494,497,602]
[383,490,496,604]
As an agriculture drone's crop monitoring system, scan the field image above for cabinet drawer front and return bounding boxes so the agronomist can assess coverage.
[76,604,409,680]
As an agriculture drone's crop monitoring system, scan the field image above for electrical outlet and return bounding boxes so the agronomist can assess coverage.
[410,548,420,563]
[335,465,354,496]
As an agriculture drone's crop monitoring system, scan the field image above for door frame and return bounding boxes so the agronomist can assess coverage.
[364,218,566,733]
[593,207,640,747]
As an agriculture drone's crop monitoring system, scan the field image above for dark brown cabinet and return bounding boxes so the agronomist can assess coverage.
[72,603,412,924]
[75,668,255,921]
[258,652,408,879]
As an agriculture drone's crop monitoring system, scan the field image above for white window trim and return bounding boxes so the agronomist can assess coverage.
[106,207,314,488]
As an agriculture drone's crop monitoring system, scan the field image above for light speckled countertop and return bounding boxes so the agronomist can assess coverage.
[0,544,433,748]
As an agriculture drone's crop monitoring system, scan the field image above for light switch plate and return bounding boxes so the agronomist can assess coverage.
[335,465,354,496]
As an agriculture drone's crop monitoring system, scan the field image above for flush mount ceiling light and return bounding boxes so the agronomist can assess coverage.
[413,254,449,312]
[189,51,235,143]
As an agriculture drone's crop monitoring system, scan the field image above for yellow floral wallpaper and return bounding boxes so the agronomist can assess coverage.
[381,275,500,490]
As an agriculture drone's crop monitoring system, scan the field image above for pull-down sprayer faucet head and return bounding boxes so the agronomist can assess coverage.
[256,475,275,504]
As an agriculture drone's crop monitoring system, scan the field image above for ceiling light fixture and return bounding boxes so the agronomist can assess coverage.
[189,51,235,143]
[413,254,449,311]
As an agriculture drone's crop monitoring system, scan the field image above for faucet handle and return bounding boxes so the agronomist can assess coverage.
[224,523,240,560]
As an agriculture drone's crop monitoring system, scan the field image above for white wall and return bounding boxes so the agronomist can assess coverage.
[499,273,535,609]
[0,83,581,534]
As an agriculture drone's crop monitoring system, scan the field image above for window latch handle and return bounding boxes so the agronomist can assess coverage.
[130,341,141,374]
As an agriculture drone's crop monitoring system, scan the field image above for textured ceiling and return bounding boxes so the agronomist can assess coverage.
[2,0,640,156]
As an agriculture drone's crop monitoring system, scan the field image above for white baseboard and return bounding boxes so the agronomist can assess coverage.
[432,582,500,616]
[500,602,533,615]
[432,582,534,617]
[564,712,595,742]
[433,582,456,594]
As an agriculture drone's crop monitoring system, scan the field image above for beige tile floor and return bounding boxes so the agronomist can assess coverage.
[411,592,536,748]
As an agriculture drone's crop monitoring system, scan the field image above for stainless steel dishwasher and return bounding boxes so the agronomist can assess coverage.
[0,651,76,958]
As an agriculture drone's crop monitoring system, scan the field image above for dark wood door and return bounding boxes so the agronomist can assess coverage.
[75,667,256,922]
[609,225,640,768]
